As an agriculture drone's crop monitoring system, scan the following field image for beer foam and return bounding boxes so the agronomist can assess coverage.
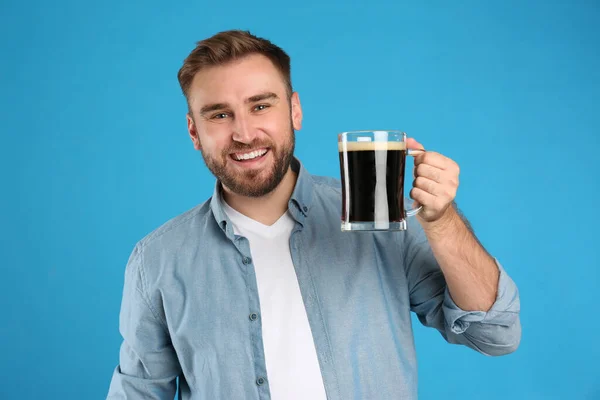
[338,141,407,151]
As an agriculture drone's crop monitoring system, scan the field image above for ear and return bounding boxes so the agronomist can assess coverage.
[187,113,202,150]
[290,92,303,131]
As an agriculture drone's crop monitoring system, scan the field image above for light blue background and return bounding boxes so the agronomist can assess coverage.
[2,0,599,399]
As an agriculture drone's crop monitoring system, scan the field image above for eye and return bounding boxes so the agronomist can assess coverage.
[211,112,230,120]
[253,104,269,112]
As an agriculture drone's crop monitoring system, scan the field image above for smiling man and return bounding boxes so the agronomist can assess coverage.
[186,52,301,224]
[107,30,521,400]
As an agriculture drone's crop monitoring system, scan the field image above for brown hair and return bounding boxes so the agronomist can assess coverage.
[177,30,293,111]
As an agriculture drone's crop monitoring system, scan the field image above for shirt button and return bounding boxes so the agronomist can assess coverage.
[256,377,266,386]
[242,257,251,265]
[249,313,258,321]
[303,206,308,212]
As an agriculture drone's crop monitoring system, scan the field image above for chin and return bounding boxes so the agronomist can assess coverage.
[227,171,281,197]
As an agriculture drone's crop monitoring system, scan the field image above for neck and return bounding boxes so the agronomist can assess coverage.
[221,167,298,225]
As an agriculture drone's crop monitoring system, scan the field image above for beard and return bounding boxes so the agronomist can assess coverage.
[200,124,296,198]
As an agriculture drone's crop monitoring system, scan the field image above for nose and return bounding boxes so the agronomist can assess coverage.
[231,114,257,144]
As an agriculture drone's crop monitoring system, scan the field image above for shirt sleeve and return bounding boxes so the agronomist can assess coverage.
[400,219,521,357]
[107,244,181,399]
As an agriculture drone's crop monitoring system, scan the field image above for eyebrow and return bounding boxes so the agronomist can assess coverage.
[199,92,279,115]
[246,92,278,103]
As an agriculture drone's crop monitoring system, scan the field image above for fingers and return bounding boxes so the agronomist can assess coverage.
[413,172,458,200]
[414,151,458,172]
[410,186,436,208]
[414,163,459,186]
[415,163,443,183]
[410,185,453,211]
[407,140,460,222]
[413,176,446,197]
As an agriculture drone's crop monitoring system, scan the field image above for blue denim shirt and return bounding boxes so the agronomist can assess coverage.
[107,158,521,400]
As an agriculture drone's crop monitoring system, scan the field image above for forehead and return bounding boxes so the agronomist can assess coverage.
[189,54,287,109]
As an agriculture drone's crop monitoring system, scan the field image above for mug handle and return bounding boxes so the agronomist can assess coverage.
[405,148,426,217]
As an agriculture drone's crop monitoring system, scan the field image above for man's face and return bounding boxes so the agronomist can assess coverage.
[186,54,302,197]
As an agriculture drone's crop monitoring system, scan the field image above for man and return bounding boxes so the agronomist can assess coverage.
[107,30,521,400]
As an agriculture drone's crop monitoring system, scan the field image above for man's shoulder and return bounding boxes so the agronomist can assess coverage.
[136,198,214,251]
[303,173,343,217]
[309,173,342,195]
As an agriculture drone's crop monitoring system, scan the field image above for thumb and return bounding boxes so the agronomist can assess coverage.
[406,137,425,150]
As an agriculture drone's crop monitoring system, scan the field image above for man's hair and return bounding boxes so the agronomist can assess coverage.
[177,30,293,112]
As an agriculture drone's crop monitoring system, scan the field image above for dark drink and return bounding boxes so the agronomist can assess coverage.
[339,141,406,227]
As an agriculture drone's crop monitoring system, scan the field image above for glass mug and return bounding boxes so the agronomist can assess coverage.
[338,130,425,232]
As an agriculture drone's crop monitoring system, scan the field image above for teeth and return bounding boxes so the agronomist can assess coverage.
[235,149,267,161]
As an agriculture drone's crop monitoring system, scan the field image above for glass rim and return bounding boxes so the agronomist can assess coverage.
[338,130,406,139]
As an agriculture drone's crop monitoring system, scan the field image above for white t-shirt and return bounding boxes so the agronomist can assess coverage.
[221,198,328,400]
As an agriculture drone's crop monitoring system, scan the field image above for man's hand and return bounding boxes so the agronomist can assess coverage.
[407,138,460,225]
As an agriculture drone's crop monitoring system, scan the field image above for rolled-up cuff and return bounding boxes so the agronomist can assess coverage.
[442,258,520,334]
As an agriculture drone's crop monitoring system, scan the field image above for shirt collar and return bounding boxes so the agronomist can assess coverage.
[210,157,314,236]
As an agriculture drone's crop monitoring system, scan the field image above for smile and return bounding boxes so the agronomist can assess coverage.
[231,148,269,161]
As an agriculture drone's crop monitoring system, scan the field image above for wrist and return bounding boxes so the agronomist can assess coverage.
[420,205,460,238]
